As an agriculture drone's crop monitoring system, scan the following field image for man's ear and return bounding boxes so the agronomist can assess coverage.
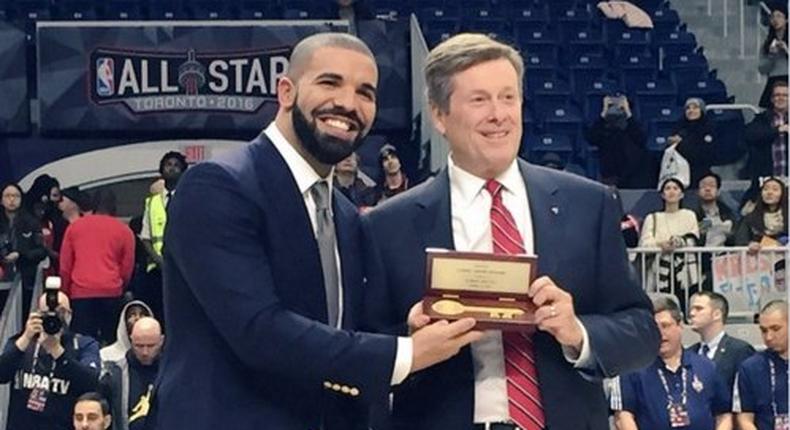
[103,414,112,429]
[430,104,447,136]
[277,77,297,110]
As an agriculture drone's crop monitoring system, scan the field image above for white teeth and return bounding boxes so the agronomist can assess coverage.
[324,118,350,131]
[485,131,508,138]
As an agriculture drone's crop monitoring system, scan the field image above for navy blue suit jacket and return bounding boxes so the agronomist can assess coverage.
[689,334,755,394]
[150,134,397,430]
[362,161,660,430]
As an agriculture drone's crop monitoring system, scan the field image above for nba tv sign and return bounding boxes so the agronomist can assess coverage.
[90,47,290,113]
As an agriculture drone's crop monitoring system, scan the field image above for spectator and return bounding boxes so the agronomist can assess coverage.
[585,94,652,188]
[99,300,153,363]
[334,152,377,208]
[139,152,187,323]
[734,177,788,252]
[376,144,408,203]
[59,188,91,224]
[0,291,100,430]
[59,190,135,345]
[611,296,732,430]
[734,300,788,430]
[73,392,111,430]
[640,178,700,309]
[758,3,788,108]
[0,183,47,316]
[693,172,737,247]
[100,317,162,430]
[687,291,755,397]
[668,98,715,186]
[26,175,67,276]
[745,80,788,179]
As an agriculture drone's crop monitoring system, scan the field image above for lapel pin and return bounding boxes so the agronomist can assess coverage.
[551,206,559,215]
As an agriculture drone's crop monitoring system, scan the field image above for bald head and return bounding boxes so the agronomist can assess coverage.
[38,291,70,313]
[130,317,163,365]
[286,32,376,82]
[759,300,788,357]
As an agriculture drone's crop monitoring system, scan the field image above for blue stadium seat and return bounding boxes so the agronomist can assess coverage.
[524,133,574,154]
[511,2,549,26]
[53,0,99,20]
[647,121,675,152]
[462,19,512,43]
[102,1,144,20]
[523,44,559,63]
[651,7,680,39]
[655,30,697,58]
[524,53,558,94]
[639,104,682,124]
[707,108,746,165]
[679,78,728,104]
[283,1,335,19]
[515,25,560,47]
[566,27,605,59]
[635,79,678,108]
[188,1,235,20]
[417,5,460,22]
[238,1,281,19]
[146,1,189,20]
[569,54,607,94]
[532,76,572,107]
[542,104,584,147]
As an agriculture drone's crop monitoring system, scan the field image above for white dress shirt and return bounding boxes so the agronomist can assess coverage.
[699,330,726,360]
[265,123,412,385]
[447,155,591,423]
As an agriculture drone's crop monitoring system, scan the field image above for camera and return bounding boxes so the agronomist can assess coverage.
[42,276,63,335]
[604,95,628,121]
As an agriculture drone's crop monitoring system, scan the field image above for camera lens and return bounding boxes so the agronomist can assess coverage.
[42,313,62,335]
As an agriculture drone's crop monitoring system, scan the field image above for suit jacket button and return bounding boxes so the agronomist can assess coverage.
[349,387,359,397]
[323,381,332,389]
[332,384,341,391]
[341,386,350,394]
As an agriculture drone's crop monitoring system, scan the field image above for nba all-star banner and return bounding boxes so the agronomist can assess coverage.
[37,21,349,134]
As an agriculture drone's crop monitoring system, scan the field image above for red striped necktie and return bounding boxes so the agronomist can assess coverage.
[484,179,545,430]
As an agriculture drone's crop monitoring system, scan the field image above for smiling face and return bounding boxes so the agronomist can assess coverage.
[278,45,378,167]
[685,102,702,120]
[432,58,522,179]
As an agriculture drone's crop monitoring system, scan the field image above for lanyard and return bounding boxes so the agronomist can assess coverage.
[31,342,57,380]
[658,367,688,407]
[769,358,785,417]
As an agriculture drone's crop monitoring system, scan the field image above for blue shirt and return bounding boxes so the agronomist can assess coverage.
[735,350,789,430]
[612,350,731,430]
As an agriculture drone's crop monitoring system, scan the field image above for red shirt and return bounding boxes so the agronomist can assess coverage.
[59,214,135,299]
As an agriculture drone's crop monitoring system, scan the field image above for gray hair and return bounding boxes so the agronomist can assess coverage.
[424,33,524,113]
[287,32,376,80]
[652,296,683,323]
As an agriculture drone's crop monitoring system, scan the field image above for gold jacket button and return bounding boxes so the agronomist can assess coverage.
[332,384,341,391]
[349,387,360,397]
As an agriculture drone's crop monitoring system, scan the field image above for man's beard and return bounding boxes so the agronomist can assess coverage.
[292,99,367,165]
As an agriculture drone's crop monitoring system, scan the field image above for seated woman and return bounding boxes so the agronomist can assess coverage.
[735,177,788,253]
[639,178,701,310]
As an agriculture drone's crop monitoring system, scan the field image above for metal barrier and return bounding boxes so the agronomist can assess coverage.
[628,246,788,317]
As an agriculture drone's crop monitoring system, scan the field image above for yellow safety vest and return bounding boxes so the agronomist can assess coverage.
[145,193,167,272]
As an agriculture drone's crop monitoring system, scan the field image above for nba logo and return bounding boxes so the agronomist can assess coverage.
[96,58,114,97]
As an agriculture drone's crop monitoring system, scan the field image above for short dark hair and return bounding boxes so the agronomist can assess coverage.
[660,177,686,193]
[652,296,683,323]
[75,392,110,416]
[378,144,398,165]
[698,171,722,189]
[159,151,188,174]
[692,291,730,321]
[92,189,117,216]
[772,79,788,95]
[761,299,788,317]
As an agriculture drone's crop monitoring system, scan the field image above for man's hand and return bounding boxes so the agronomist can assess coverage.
[408,301,483,373]
[3,252,19,263]
[747,241,761,255]
[529,276,583,352]
[15,312,43,352]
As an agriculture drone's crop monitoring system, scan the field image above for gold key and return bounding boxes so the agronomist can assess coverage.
[432,299,525,319]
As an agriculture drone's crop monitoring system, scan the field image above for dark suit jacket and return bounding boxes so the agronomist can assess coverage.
[689,333,755,394]
[362,160,660,430]
[149,134,397,430]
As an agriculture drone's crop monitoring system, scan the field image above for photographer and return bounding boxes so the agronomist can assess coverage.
[585,94,653,188]
[0,287,100,430]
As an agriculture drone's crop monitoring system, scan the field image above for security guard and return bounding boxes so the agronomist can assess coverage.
[139,151,187,323]
[734,300,788,430]
[611,296,732,429]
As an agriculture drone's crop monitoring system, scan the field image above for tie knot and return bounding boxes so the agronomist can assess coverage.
[484,179,503,198]
[311,181,331,210]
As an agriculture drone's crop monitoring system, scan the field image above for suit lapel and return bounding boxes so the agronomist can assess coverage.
[334,195,359,329]
[714,334,729,360]
[414,169,455,251]
[520,161,561,277]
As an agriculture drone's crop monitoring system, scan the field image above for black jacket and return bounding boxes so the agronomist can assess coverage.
[672,117,715,185]
[744,109,786,179]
